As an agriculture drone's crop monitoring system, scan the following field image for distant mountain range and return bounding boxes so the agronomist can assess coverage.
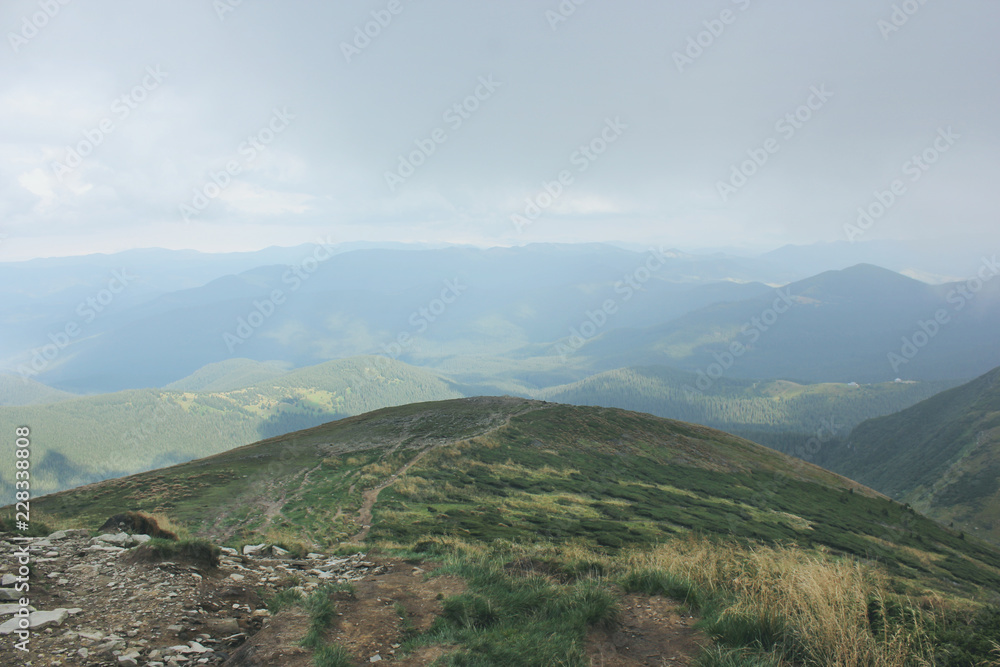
[582,263,1000,383]
[3,243,998,393]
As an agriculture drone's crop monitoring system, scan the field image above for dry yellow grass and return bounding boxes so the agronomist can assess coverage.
[624,535,932,667]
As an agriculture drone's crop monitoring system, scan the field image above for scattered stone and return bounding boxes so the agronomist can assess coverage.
[95,532,133,546]
[0,603,35,615]
[242,543,268,556]
[0,608,70,635]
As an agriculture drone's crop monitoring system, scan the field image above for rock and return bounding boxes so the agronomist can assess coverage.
[306,553,325,560]
[95,532,133,546]
[1,574,17,586]
[370,655,383,663]
[271,545,291,558]
[229,573,245,582]
[0,603,35,615]
[205,618,240,634]
[119,654,140,666]
[242,543,268,556]
[69,564,100,576]
[133,534,152,544]
[0,589,21,601]
[0,608,70,634]
[187,641,210,653]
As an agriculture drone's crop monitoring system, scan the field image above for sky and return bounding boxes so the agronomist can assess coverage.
[1,0,998,261]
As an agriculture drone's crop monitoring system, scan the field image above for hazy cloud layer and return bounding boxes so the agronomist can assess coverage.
[1,0,998,259]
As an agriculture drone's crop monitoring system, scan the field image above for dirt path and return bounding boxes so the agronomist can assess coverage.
[349,446,437,542]
[348,406,542,543]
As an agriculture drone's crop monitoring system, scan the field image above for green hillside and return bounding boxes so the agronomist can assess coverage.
[0,373,76,406]
[537,365,955,446]
[26,397,1000,596]
[833,366,1000,544]
[163,357,293,392]
[0,356,464,499]
[0,357,959,502]
[16,396,1000,665]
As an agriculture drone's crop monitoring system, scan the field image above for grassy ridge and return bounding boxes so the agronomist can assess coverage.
[22,398,1000,597]
[0,358,952,504]
[0,356,464,500]
[15,397,1000,664]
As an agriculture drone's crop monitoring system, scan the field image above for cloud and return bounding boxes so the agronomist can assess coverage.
[218,182,315,217]
[0,0,997,259]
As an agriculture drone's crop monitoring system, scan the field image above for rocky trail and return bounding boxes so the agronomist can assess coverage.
[0,530,390,666]
[0,527,707,666]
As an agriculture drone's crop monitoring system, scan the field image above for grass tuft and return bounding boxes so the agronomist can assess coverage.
[129,538,220,568]
[266,588,303,615]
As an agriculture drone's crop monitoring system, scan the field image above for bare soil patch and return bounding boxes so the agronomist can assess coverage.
[587,593,708,666]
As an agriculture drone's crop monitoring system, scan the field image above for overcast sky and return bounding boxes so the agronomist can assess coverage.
[1,0,998,260]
